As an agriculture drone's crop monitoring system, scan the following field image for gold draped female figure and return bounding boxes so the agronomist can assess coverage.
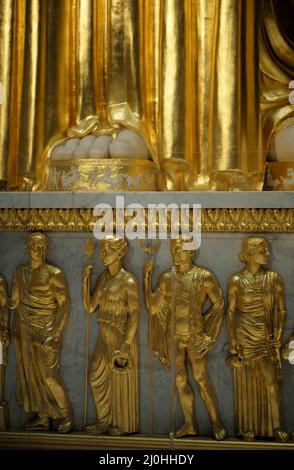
[82,237,140,435]
[227,236,288,442]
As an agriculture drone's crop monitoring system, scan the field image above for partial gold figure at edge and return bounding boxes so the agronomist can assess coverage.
[282,333,294,363]
[282,331,294,440]
[144,238,226,440]
[227,237,288,443]
[82,237,139,435]
[0,275,9,430]
[10,233,74,433]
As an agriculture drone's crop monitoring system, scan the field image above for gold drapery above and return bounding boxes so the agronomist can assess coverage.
[0,0,293,189]
[260,0,294,153]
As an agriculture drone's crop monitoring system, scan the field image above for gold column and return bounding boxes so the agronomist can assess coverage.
[18,0,46,182]
[242,0,262,174]
[38,0,78,177]
[50,0,78,135]
[93,0,106,117]
[140,0,161,152]
[107,0,142,124]
[8,0,26,185]
[159,0,185,161]
[209,0,242,172]
[193,0,218,180]
[184,0,197,174]
[0,0,14,184]
[76,0,96,121]
[194,0,263,188]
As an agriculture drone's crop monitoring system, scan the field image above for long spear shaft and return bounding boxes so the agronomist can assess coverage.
[141,239,160,435]
[83,239,95,430]
[169,266,177,448]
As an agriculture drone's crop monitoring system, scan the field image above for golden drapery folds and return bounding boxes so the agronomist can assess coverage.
[260,0,294,154]
[194,0,262,186]
[0,0,293,189]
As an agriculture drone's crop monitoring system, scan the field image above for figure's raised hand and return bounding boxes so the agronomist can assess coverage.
[40,336,56,353]
[1,330,9,348]
[83,265,93,282]
[115,342,131,367]
[229,338,238,355]
[144,259,155,277]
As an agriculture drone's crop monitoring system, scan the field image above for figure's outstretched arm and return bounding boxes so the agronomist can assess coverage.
[205,273,224,307]
[143,259,155,313]
[82,265,101,314]
[198,272,224,352]
[114,276,140,367]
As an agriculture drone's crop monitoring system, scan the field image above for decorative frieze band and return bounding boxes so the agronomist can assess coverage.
[0,208,293,232]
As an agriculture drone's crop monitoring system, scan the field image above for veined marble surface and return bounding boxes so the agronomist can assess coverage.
[1,191,294,209]
[1,232,294,436]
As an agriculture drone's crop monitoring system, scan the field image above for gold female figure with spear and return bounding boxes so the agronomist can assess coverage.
[82,236,140,435]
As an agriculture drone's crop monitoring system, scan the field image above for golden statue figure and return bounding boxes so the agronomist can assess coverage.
[0,275,9,430]
[227,236,288,442]
[1,0,293,190]
[144,238,226,440]
[10,233,74,433]
[82,237,139,435]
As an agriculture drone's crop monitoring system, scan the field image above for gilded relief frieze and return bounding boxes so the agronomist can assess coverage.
[0,208,293,232]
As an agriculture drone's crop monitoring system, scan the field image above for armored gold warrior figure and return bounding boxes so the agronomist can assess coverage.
[144,238,226,440]
[0,275,9,430]
[82,237,139,435]
[227,236,288,442]
[10,233,74,433]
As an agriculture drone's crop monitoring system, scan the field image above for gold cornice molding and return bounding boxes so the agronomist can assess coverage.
[0,208,293,232]
[0,431,294,450]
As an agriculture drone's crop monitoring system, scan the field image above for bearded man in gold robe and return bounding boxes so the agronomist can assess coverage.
[10,233,74,433]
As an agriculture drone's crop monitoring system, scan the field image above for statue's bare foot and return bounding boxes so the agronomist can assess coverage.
[58,416,74,434]
[175,423,197,438]
[274,428,288,443]
[85,422,108,434]
[108,425,124,436]
[212,421,226,441]
[25,415,49,432]
[243,431,255,442]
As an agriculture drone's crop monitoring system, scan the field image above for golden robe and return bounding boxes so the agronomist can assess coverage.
[90,269,139,433]
[13,265,72,419]
[231,270,283,437]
